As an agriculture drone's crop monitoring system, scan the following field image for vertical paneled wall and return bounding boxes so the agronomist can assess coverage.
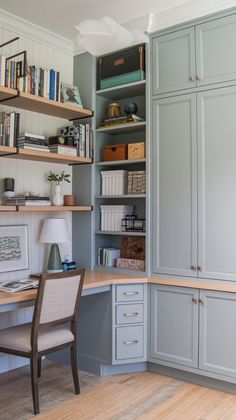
[0,17,74,372]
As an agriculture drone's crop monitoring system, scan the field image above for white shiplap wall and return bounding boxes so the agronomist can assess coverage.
[0,17,74,372]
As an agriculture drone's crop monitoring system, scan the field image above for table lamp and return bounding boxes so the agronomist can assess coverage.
[40,218,68,273]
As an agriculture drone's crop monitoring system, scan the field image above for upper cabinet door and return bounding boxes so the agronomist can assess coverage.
[198,86,236,281]
[152,94,197,276]
[196,14,236,86]
[152,28,196,95]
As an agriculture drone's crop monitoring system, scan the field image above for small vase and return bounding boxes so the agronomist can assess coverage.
[52,183,63,206]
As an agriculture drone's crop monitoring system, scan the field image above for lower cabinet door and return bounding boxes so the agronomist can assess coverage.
[116,325,144,360]
[150,284,198,368]
[199,290,236,378]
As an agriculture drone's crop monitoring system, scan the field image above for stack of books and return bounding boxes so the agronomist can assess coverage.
[3,196,51,206]
[0,54,60,101]
[48,144,77,156]
[97,248,121,267]
[59,123,93,158]
[17,132,49,152]
[0,111,20,147]
[101,114,144,127]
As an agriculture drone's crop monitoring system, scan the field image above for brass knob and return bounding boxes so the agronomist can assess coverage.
[199,298,204,304]
[192,297,198,303]
[191,265,197,271]
[197,266,202,271]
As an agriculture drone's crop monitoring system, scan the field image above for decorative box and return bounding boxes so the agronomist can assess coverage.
[97,44,145,90]
[100,205,133,231]
[116,258,145,271]
[103,144,127,161]
[128,142,145,160]
[101,170,127,195]
[127,171,146,194]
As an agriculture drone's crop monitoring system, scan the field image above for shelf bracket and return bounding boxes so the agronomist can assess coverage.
[0,91,20,104]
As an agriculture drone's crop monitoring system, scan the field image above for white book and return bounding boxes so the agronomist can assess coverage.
[9,112,15,147]
[0,55,6,86]
[0,278,38,293]
[24,132,45,140]
[85,123,90,158]
[25,201,51,206]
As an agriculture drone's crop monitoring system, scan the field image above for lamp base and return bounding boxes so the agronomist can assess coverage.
[47,243,62,272]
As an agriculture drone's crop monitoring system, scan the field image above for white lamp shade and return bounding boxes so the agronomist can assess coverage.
[40,218,68,244]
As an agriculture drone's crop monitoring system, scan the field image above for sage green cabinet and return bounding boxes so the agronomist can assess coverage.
[150,284,199,367]
[152,94,197,276]
[197,86,236,281]
[152,13,236,95]
[199,290,236,378]
[152,28,196,95]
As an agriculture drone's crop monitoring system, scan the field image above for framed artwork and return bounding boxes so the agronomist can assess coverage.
[0,225,29,272]
[61,83,83,108]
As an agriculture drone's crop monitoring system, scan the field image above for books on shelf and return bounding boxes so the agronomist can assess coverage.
[100,114,145,128]
[0,278,38,293]
[17,132,49,152]
[0,111,20,147]
[3,196,51,206]
[49,145,77,156]
[97,248,121,267]
[59,122,93,158]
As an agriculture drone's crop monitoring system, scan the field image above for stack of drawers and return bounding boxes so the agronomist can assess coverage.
[112,283,146,363]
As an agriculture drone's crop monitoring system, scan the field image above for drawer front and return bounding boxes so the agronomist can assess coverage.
[116,325,144,360]
[116,284,144,302]
[116,303,144,325]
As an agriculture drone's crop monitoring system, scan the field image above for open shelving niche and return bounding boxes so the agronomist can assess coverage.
[94,75,149,274]
[0,86,93,213]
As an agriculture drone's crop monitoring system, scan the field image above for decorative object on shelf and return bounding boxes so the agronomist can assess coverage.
[124,102,138,116]
[61,83,83,108]
[121,237,145,260]
[121,215,145,232]
[76,17,148,56]
[128,142,145,160]
[107,103,121,119]
[39,218,68,273]
[62,255,76,271]
[97,43,146,89]
[64,194,76,206]
[0,225,28,272]
[103,143,127,161]
[47,170,71,206]
[3,177,15,198]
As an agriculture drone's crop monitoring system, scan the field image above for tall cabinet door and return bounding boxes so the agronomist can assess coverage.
[152,94,197,276]
[196,14,236,86]
[152,28,196,95]
[198,86,236,281]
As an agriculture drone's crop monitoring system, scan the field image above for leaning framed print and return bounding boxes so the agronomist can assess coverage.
[0,225,29,272]
[61,83,83,108]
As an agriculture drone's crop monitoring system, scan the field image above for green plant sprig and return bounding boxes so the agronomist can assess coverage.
[47,170,71,184]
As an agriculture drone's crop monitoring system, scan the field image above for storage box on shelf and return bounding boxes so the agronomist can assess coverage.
[101,170,127,196]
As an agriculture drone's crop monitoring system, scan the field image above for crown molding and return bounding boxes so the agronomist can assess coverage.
[0,9,73,55]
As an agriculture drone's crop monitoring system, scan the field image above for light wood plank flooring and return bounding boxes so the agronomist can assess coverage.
[1,361,236,419]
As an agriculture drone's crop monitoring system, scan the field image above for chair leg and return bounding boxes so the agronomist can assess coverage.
[30,354,40,415]
[38,357,42,378]
[70,342,80,395]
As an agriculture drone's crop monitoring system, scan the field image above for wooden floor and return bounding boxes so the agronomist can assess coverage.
[1,362,236,419]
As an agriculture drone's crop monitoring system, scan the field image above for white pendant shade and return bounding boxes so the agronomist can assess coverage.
[40,218,68,244]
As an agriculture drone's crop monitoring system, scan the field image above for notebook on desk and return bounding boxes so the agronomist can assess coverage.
[0,279,39,293]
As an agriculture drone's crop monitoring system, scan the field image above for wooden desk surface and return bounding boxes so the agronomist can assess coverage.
[1,270,236,306]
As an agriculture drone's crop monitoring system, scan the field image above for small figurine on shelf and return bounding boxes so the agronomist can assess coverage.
[47,170,71,206]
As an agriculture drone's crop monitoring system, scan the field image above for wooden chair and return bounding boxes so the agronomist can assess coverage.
[0,269,85,415]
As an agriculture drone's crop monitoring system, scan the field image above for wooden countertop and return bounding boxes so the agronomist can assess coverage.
[1,270,236,306]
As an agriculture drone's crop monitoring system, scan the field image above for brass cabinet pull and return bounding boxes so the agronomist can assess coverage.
[191,265,197,271]
[197,266,202,271]
[123,291,139,296]
[192,297,198,303]
[123,340,138,345]
[123,312,139,317]
[189,75,195,81]
[199,298,204,304]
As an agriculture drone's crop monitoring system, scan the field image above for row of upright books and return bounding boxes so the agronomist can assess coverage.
[0,111,20,147]
[0,55,60,101]
[97,247,121,267]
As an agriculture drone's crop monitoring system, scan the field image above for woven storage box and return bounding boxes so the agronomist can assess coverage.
[121,237,145,260]
[116,258,145,271]
[127,171,146,194]
[103,144,127,161]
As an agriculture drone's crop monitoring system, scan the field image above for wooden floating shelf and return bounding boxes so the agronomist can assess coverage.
[0,205,92,213]
[0,146,92,165]
[0,87,93,120]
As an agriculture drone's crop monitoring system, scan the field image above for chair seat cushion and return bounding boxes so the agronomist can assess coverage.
[0,323,74,353]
